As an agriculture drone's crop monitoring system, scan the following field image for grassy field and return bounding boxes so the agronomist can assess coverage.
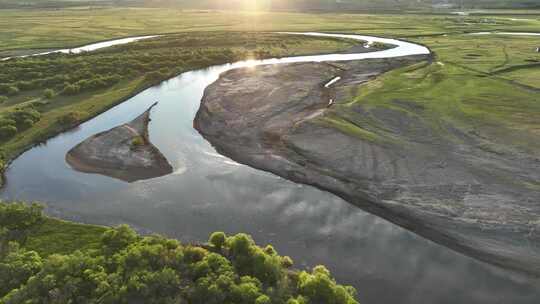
[328,60,540,151]
[0,8,539,54]
[321,30,540,157]
[24,217,107,256]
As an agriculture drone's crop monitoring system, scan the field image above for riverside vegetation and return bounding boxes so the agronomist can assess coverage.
[0,202,359,303]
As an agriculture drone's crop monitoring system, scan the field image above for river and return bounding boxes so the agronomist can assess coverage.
[2,33,539,304]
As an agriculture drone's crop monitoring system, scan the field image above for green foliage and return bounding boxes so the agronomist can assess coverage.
[0,202,44,247]
[3,108,41,131]
[43,88,55,99]
[0,125,17,140]
[227,233,283,285]
[0,204,361,303]
[0,85,19,96]
[282,255,294,268]
[0,242,42,296]
[100,224,138,255]
[62,82,80,95]
[57,111,86,127]
[145,70,170,82]
[0,96,7,104]
[298,265,358,304]
[256,294,272,304]
[209,231,226,250]
[131,136,145,149]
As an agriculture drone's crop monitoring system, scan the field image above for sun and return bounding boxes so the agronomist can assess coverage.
[240,0,269,11]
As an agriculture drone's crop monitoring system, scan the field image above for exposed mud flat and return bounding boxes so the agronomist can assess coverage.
[195,55,540,276]
[66,103,172,182]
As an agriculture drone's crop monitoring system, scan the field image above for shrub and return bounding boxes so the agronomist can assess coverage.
[144,70,169,82]
[255,295,271,304]
[0,202,44,243]
[43,88,55,99]
[15,81,33,91]
[0,243,43,296]
[6,86,18,96]
[131,136,145,149]
[58,111,86,127]
[5,109,41,129]
[0,96,7,104]
[209,231,226,251]
[0,125,17,140]
[0,119,16,128]
[18,119,35,130]
[62,83,80,95]
[100,224,138,255]
[281,256,293,268]
[297,265,358,304]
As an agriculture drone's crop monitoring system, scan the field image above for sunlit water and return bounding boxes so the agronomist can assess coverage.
[2,33,539,303]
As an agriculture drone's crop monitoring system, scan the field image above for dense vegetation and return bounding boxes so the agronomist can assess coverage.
[0,202,359,303]
[0,32,354,182]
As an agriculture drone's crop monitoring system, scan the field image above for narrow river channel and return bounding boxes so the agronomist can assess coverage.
[2,33,539,304]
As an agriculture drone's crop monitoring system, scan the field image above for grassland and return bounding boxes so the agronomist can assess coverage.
[24,217,107,256]
[0,8,539,55]
[317,29,540,155]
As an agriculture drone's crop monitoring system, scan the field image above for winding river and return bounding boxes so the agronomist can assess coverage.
[2,33,539,303]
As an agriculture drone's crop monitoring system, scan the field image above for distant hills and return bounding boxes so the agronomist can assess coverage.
[0,0,538,10]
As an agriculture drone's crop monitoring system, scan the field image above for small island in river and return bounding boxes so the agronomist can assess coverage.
[66,102,173,182]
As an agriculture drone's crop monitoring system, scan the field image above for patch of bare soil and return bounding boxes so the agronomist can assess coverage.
[66,103,172,182]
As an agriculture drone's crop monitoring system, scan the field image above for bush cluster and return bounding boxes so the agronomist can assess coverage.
[0,108,41,141]
[0,33,319,101]
[57,111,86,127]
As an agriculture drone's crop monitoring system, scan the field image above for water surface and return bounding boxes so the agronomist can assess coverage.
[2,33,539,304]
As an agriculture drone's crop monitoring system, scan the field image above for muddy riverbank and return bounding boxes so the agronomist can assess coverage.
[195,55,540,276]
